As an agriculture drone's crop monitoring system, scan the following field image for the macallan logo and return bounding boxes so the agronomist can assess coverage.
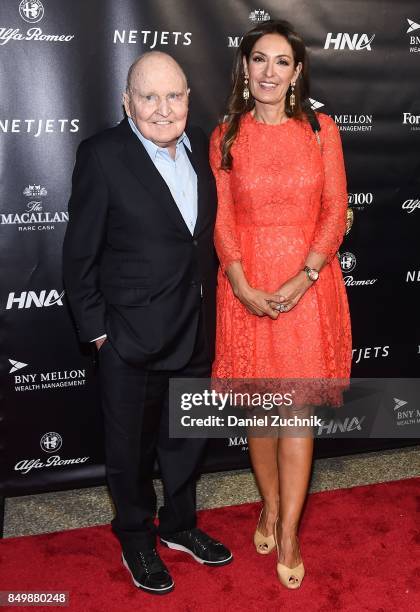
[228,436,248,449]
[23,184,47,197]
[324,33,375,50]
[249,9,271,22]
[113,30,192,48]
[1,201,68,231]
[6,289,65,310]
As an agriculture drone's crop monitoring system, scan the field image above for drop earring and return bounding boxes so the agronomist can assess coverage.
[243,76,250,100]
[289,82,296,110]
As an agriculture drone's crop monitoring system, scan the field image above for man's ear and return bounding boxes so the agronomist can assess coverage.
[122,92,131,118]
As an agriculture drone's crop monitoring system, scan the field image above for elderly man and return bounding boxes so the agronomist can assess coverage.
[63,52,232,595]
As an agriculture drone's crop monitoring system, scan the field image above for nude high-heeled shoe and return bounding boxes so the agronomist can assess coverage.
[274,520,305,589]
[253,507,276,554]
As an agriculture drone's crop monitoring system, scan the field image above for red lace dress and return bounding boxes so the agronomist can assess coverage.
[209,112,352,406]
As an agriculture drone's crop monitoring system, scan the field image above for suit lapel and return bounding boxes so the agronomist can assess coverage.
[119,119,192,237]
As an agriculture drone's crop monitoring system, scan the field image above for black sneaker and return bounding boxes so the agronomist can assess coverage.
[160,528,233,566]
[122,548,174,595]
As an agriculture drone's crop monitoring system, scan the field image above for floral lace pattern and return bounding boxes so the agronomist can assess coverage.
[209,112,352,406]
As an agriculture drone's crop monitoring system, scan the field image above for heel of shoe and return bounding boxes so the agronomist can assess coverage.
[254,507,276,555]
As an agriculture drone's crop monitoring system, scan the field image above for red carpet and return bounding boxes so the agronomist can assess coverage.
[1,477,419,611]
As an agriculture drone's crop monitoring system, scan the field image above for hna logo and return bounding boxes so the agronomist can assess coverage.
[324,33,375,50]
[6,289,65,309]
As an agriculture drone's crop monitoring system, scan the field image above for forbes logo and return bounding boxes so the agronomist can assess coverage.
[324,33,375,50]
[6,289,64,309]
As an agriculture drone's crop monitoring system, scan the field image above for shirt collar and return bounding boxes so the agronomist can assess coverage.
[128,117,191,161]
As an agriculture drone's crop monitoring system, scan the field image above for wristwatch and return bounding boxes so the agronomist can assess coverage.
[302,265,319,282]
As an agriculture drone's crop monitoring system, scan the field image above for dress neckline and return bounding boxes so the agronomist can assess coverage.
[245,111,294,128]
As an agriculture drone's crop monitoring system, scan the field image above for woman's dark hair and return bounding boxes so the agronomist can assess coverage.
[220,19,311,170]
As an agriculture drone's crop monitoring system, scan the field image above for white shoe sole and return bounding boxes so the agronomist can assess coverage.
[122,553,174,594]
[160,539,233,566]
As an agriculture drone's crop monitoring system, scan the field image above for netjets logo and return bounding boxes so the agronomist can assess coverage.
[113,30,192,47]
[340,252,356,272]
[406,19,420,53]
[9,358,28,373]
[249,9,271,22]
[5,289,65,310]
[324,33,375,50]
[19,0,44,23]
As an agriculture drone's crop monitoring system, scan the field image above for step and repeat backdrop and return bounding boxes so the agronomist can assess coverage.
[1,0,419,496]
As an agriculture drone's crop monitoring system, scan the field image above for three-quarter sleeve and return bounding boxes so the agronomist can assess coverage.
[209,125,242,272]
[309,114,348,264]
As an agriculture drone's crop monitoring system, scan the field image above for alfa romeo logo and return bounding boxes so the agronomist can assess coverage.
[19,0,44,24]
[340,252,356,272]
[40,432,62,453]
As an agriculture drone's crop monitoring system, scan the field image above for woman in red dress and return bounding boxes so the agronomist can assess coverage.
[209,20,352,589]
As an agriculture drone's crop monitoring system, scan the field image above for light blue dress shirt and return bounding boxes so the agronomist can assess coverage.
[128,116,198,235]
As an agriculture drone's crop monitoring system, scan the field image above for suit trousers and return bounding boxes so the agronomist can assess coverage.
[98,307,211,551]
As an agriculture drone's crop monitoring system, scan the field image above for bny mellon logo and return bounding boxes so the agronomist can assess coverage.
[9,359,28,373]
[407,19,420,33]
[393,398,408,411]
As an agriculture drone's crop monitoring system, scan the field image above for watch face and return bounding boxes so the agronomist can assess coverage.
[309,269,319,281]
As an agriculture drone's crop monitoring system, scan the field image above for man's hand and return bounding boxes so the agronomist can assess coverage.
[269,271,313,313]
[95,336,107,350]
